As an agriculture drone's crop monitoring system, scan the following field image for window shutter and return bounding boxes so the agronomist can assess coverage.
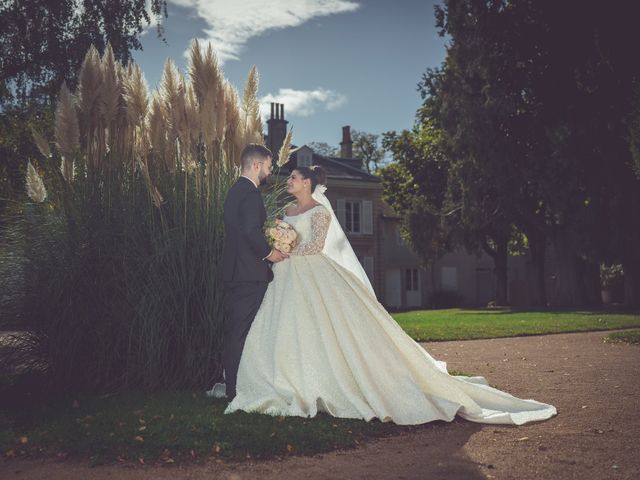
[337,199,346,228]
[364,256,374,282]
[362,200,373,234]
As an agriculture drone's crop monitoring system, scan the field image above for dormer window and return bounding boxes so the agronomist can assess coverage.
[297,148,312,167]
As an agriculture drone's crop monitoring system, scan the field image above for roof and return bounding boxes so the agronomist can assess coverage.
[276,145,380,183]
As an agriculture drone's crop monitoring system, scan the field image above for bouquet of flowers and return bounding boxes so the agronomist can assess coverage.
[265,219,297,254]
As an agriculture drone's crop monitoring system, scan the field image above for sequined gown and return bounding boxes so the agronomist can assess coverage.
[225,205,556,425]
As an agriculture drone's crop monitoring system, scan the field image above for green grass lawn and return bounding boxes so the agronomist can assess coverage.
[0,385,407,465]
[392,308,640,342]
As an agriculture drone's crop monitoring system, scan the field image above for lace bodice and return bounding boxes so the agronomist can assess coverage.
[283,205,331,256]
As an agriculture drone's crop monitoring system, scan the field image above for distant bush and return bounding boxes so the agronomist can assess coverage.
[428,290,463,309]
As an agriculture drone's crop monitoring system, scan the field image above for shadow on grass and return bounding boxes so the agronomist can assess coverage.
[0,370,478,476]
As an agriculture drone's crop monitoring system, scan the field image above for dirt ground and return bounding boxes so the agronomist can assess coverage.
[1,330,638,480]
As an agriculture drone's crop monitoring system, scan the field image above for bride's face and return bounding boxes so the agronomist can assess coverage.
[287,170,310,196]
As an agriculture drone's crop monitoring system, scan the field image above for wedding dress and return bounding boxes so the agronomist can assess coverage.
[225,199,556,426]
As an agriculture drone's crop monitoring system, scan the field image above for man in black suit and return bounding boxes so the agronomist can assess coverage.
[216,144,287,401]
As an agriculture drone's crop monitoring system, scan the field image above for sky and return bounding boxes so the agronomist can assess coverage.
[133,0,447,150]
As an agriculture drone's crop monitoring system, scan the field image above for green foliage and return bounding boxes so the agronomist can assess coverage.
[600,264,624,290]
[380,122,458,265]
[385,0,640,306]
[351,129,385,173]
[0,42,264,392]
[0,0,167,106]
[1,145,236,391]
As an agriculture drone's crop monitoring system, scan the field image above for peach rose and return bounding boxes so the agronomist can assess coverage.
[284,230,297,244]
[278,243,292,253]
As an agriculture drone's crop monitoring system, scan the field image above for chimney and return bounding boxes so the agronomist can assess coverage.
[340,125,352,158]
[267,102,288,161]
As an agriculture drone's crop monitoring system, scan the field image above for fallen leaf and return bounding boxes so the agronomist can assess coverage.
[516,436,529,441]
[214,444,221,453]
[138,457,145,465]
[5,449,15,458]
[138,426,147,432]
[134,436,144,442]
[19,436,28,444]
[286,444,294,452]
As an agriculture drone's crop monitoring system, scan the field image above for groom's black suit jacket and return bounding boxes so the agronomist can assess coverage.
[222,176,273,283]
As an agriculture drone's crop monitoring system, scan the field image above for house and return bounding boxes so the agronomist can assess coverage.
[264,102,534,308]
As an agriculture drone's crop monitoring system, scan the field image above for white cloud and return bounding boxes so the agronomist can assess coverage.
[260,88,347,117]
[170,0,360,63]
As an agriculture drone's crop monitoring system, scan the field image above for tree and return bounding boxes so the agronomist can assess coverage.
[351,129,385,173]
[0,0,168,220]
[306,141,338,157]
[386,0,640,307]
[381,121,458,266]
[0,0,168,107]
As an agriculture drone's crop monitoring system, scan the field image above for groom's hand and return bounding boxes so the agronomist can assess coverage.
[265,249,289,263]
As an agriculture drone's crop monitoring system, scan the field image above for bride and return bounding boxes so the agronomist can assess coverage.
[224,165,556,425]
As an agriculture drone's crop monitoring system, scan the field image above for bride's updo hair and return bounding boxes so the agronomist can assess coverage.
[296,165,327,193]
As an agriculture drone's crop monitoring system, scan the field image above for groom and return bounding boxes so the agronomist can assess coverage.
[217,144,287,401]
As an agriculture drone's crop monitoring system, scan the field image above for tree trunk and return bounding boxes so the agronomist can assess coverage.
[482,233,509,306]
[549,231,585,307]
[623,259,640,308]
[495,238,509,306]
[577,258,601,307]
[525,227,547,306]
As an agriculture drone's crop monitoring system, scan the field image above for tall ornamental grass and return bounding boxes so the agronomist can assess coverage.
[0,41,265,391]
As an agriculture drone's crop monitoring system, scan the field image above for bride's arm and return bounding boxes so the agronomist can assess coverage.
[290,209,331,256]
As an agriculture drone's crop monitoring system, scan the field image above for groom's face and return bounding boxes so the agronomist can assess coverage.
[255,155,273,185]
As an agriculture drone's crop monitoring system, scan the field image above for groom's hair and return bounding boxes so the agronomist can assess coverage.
[240,144,272,171]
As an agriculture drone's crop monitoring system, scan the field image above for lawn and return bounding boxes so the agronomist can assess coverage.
[0,382,407,465]
[392,308,640,342]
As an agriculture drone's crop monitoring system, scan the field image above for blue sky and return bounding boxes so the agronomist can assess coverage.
[134,0,447,150]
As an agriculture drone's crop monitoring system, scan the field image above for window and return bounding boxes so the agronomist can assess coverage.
[337,199,373,234]
[345,201,361,233]
[441,266,458,291]
[405,268,418,291]
[297,149,312,167]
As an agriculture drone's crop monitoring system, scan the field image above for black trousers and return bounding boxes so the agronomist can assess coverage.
[223,281,268,400]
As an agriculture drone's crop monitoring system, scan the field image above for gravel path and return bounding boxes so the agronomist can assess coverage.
[2,330,639,480]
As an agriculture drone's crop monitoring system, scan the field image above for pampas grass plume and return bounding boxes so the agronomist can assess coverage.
[26,161,47,203]
[31,127,52,158]
[277,128,293,167]
[55,82,80,181]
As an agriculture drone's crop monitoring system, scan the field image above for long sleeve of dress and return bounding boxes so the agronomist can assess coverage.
[291,208,331,256]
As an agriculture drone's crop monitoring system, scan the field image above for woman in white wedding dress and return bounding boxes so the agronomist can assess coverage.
[225,166,556,426]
